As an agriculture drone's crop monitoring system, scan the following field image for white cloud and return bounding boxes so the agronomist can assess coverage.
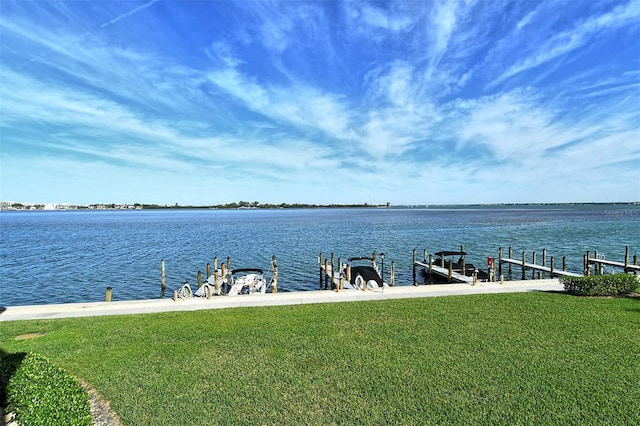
[494,0,640,86]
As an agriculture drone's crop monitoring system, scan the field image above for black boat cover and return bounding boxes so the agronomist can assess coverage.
[350,266,384,287]
[231,268,264,275]
[434,251,467,257]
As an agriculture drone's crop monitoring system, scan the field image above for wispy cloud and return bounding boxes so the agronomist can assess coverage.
[1,0,638,204]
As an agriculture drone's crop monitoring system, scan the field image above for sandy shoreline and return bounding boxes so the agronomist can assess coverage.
[0,279,564,321]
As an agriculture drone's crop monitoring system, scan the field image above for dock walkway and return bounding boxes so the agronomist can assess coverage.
[0,279,564,321]
[414,261,476,284]
[500,258,582,277]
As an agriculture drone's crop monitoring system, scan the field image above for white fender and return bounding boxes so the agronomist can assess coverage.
[355,275,365,290]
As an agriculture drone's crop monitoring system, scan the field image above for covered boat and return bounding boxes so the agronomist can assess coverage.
[342,255,389,290]
[195,267,269,296]
[422,251,488,284]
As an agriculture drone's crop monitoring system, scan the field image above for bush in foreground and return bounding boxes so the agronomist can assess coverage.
[0,352,92,426]
[561,273,639,296]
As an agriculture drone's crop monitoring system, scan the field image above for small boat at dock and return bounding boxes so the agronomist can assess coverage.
[319,253,390,291]
[345,256,388,290]
[421,251,489,284]
[195,267,270,296]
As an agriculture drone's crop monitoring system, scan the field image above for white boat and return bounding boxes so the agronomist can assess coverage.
[195,267,269,296]
[342,256,389,291]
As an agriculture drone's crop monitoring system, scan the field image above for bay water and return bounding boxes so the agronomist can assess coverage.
[1,205,638,306]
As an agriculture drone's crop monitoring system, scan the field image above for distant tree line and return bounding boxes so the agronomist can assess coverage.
[140,201,387,209]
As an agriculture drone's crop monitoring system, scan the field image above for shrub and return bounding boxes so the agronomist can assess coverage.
[1,352,92,426]
[561,274,640,296]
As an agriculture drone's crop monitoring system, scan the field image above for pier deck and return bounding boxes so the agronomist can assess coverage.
[587,257,640,272]
[414,261,477,284]
[319,264,344,288]
[500,258,582,277]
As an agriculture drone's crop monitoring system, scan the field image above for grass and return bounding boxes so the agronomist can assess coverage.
[1,292,639,425]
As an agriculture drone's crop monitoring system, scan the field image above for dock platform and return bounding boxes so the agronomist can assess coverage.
[414,261,477,284]
[500,257,582,277]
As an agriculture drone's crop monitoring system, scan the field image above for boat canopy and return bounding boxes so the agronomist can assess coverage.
[348,256,374,262]
[231,268,264,275]
[434,251,467,257]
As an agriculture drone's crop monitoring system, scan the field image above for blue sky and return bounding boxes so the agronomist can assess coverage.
[1,0,639,206]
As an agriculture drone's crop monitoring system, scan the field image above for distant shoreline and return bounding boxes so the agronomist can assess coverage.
[1,201,639,212]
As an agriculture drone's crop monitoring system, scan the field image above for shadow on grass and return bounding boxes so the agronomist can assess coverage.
[0,348,27,425]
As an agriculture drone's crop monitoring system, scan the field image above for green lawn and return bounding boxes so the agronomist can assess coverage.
[1,292,639,425]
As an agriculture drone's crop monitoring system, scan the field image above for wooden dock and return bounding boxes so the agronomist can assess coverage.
[414,260,476,284]
[319,262,344,290]
[499,257,581,277]
[499,246,639,279]
[498,247,581,279]
[585,247,639,274]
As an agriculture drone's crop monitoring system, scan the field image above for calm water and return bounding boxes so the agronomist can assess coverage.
[1,206,639,306]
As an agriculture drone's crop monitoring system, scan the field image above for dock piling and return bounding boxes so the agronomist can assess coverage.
[412,249,417,286]
[391,260,395,286]
[271,255,278,293]
[318,253,323,288]
[105,287,112,302]
[161,259,166,291]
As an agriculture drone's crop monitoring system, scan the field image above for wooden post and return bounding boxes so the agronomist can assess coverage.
[214,269,220,294]
[460,245,465,277]
[214,257,218,270]
[521,251,526,280]
[391,260,395,286]
[542,249,547,269]
[324,258,329,290]
[634,255,638,275]
[271,255,278,293]
[206,285,211,300]
[498,247,503,278]
[226,256,231,273]
[428,255,433,284]
[197,270,202,288]
[318,253,323,287]
[412,249,417,286]
[221,263,226,286]
[338,276,343,292]
[331,253,335,290]
[585,251,590,276]
[532,251,537,280]
[423,249,428,263]
[206,263,211,279]
[161,259,166,291]
[346,264,351,284]
[105,287,112,302]
[625,245,629,269]
[508,247,513,276]
[550,257,555,276]
[173,290,178,302]
[562,256,567,272]
[372,252,377,268]
[448,262,453,281]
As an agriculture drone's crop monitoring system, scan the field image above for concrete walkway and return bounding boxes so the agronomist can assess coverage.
[0,279,564,321]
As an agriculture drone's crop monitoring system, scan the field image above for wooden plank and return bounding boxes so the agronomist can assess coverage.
[415,261,475,284]
[320,264,343,287]
[500,258,582,277]
[587,258,640,271]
